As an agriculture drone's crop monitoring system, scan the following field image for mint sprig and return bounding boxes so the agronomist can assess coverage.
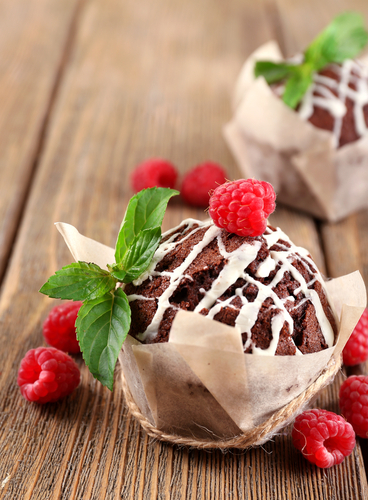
[115,188,178,263]
[114,188,177,280]
[254,11,368,108]
[40,187,179,390]
[110,226,162,283]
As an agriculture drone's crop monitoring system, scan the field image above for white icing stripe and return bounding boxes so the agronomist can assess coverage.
[255,255,276,277]
[127,294,154,302]
[193,236,262,312]
[127,220,336,355]
[269,250,335,349]
[242,274,298,355]
[132,219,205,286]
[137,222,221,340]
[298,60,368,147]
[252,313,285,356]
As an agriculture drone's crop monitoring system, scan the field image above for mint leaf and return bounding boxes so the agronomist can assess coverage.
[305,12,368,70]
[254,11,368,109]
[115,187,179,264]
[108,268,127,282]
[76,288,131,390]
[39,262,117,301]
[282,66,313,109]
[254,61,295,84]
[112,226,161,283]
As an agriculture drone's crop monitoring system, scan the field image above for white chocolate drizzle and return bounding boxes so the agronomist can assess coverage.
[127,219,336,355]
[297,60,368,147]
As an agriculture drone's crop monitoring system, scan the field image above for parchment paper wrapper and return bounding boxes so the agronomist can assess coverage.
[224,41,368,221]
[56,222,367,443]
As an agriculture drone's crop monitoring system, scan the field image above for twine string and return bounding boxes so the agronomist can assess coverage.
[121,357,341,450]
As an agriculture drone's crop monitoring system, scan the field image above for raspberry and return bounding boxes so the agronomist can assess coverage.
[17,347,80,403]
[131,158,178,192]
[43,301,82,353]
[343,309,368,366]
[181,162,227,207]
[209,178,276,237]
[339,375,368,438]
[292,409,355,468]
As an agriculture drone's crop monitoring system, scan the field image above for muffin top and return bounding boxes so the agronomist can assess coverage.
[125,219,337,355]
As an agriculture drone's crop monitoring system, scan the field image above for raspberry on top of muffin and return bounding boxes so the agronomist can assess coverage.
[125,180,337,356]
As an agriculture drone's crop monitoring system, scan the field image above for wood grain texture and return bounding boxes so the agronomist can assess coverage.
[270,0,368,497]
[0,0,83,285]
[273,0,368,58]
[0,0,367,498]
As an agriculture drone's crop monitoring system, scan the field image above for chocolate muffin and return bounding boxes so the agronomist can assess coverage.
[275,60,368,148]
[124,219,337,355]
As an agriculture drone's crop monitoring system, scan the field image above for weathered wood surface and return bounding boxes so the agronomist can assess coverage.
[0,0,82,284]
[0,0,368,498]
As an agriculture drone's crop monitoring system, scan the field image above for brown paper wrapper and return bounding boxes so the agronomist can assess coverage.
[224,41,368,221]
[55,222,367,444]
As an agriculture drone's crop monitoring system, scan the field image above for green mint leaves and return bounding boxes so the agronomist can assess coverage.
[76,289,131,390]
[254,61,295,84]
[39,262,117,302]
[305,12,368,69]
[110,227,162,283]
[40,187,179,390]
[254,11,368,108]
[282,65,314,109]
[114,188,178,282]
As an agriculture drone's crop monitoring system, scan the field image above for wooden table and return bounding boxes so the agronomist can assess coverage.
[1,0,368,498]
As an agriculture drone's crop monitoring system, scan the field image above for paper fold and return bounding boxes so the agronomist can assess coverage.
[55,222,115,269]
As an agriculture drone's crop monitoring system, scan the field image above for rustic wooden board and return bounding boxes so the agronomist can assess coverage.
[271,0,368,496]
[273,0,368,58]
[0,0,82,285]
[0,0,367,499]
[320,210,368,471]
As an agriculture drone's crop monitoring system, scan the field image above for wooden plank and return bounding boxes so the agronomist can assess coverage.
[0,0,83,285]
[270,0,368,497]
[272,0,368,58]
[321,210,368,470]
[322,213,368,286]
[0,0,359,500]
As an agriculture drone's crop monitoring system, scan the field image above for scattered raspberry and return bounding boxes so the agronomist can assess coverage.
[181,162,227,207]
[17,347,80,403]
[209,178,276,237]
[292,409,355,468]
[131,158,178,192]
[343,309,368,366]
[339,375,368,438]
[43,301,82,353]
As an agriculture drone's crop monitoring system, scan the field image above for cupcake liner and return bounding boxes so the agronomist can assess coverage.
[224,41,368,222]
[119,351,341,449]
[55,222,366,446]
